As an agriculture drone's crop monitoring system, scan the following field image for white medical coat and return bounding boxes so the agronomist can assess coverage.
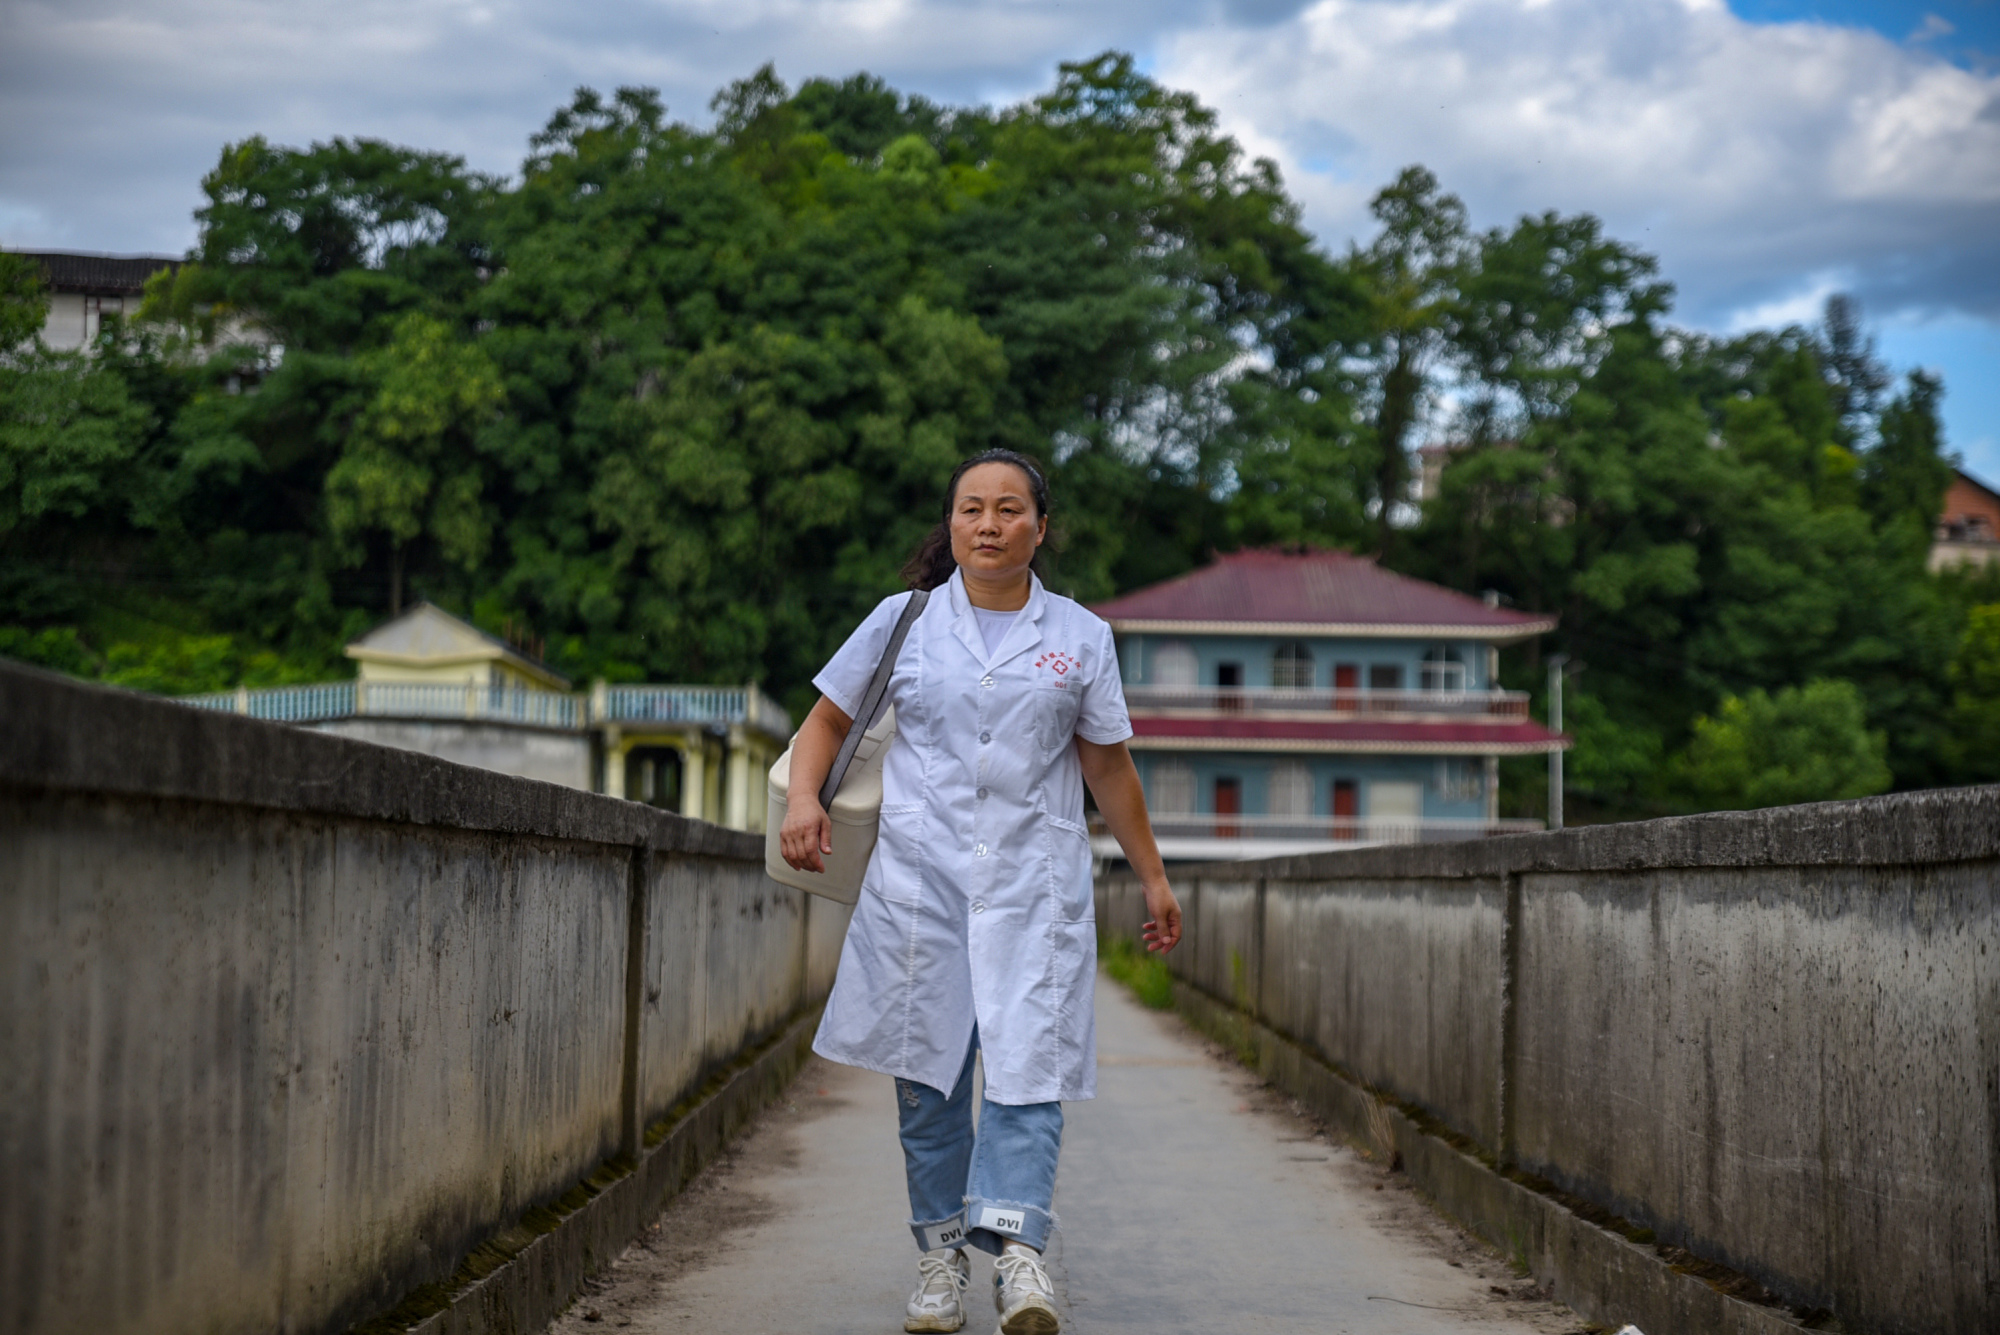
[809,569,1132,1105]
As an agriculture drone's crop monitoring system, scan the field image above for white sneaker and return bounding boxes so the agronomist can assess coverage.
[906,1248,971,1333]
[992,1244,1059,1335]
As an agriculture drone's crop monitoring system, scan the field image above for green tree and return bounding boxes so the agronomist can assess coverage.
[1677,678,1891,809]
[189,135,490,352]
[1863,369,1952,537]
[1943,604,2000,782]
[1348,167,1467,555]
[325,313,504,613]
[0,253,50,352]
[1817,293,1891,446]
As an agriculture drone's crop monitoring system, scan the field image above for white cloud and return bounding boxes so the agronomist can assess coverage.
[0,0,1165,253]
[1725,272,1851,333]
[2,0,1997,348]
[1155,0,2000,325]
[1909,13,1955,43]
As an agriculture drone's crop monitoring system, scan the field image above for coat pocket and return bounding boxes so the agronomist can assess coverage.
[1033,681,1083,755]
[1044,813,1094,922]
[868,804,929,905]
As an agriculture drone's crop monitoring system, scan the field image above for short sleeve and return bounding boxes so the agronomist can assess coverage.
[812,591,916,722]
[1075,618,1133,744]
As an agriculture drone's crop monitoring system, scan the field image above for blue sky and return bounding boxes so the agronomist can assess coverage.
[1,0,1994,473]
[1733,0,1997,65]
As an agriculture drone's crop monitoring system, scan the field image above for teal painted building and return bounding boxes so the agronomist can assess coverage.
[1090,549,1567,861]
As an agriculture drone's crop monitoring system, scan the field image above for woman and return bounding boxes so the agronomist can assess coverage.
[780,449,1182,1335]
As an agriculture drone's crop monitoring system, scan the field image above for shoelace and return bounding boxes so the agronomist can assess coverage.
[994,1248,1053,1300]
[916,1253,969,1304]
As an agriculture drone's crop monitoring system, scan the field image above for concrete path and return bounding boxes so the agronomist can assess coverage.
[548,977,1586,1335]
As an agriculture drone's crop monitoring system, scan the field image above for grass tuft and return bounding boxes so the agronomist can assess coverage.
[1099,934,1175,1010]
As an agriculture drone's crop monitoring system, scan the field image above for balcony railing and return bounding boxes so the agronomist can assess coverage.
[1090,812,1542,845]
[598,684,790,735]
[180,681,792,738]
[1122,685,1530,719]
[181,681,586,728]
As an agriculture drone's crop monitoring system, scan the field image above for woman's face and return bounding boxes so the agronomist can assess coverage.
[949,462,1046,582]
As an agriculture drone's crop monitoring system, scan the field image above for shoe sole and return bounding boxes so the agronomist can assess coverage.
[905,1316,965,1333]
[908,1311,968,1335]
[998,1305,1059,1335]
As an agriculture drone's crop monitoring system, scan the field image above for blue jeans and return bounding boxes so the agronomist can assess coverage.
[896,1030,1063,1255]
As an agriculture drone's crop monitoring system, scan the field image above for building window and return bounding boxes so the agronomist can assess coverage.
[1368,664,1403,691]
[1153,640,1197,687]
[1368,780,1424,839]
[1271,641,1314,688]
[1149,759,1195,813]
[1435,758,1483,802]
[1420,646,1466,693]
[1216,660,1244,711]
[1269,761,1312,819]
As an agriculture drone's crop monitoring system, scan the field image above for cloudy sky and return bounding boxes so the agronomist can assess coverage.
[3,0,1995,470]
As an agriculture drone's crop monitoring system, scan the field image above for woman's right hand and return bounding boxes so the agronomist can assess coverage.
[780,795,834,873]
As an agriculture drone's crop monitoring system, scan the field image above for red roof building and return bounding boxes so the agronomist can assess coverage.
[1089,549,1565,861]
[1933,468,2000,572]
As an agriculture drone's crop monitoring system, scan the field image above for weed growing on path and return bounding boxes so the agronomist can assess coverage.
[1099,935,1174,1009]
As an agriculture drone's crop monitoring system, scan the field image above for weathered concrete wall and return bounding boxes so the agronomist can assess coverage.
[1099,788,2000,1335]
[0,661,840,1335]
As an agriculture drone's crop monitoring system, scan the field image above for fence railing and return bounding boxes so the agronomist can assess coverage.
[598,684,789,734]
[1122,685,1531,718]
[1091,811,1542,846]
[180,680,792,737]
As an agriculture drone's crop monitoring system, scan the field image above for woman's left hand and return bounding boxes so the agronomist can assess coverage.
[1140,878,1182,954]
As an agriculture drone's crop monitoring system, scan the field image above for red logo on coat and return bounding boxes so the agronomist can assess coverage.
[1035,651,1079,677]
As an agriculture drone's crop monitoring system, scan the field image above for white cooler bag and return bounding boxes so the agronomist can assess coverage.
[764,707,897,904]
[763,590,928,902]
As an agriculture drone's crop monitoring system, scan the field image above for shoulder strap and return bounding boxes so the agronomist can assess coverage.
[819,589,930,810]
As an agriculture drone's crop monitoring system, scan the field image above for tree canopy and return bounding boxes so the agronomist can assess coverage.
[0,53,1982,816]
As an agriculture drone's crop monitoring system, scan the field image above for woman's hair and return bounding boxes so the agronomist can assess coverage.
[900,448,1052,592]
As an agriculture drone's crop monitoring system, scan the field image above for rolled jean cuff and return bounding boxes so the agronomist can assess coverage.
[964,1198,1055,1255]
[910,1210,969,1252]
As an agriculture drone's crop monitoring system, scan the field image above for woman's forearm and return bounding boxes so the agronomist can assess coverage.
[778,697,856,872]
[1078,738,1181,951]
[787,696,855,806]
[1076,739,1168,888]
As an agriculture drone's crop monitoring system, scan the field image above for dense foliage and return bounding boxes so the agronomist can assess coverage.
[3,55,1995,816]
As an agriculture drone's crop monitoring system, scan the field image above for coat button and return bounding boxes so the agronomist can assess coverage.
[974,843,988,857]
[979,732,992,744]
[976,787,988,799]
[973,901,986,913]
[980,676,995,688]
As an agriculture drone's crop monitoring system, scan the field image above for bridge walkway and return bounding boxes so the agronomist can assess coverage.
[547,976,1585,1335]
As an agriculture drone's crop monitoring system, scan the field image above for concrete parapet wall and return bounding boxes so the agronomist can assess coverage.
[0,662,838,1335]
[1099,787,2000,1335]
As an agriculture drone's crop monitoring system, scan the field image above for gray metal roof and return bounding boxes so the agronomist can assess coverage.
[12,251,180,295]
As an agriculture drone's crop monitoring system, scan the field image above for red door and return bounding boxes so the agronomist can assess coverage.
[1333,664,1359,711]
[1332,779,1358,840]
[1214,777,1241,838]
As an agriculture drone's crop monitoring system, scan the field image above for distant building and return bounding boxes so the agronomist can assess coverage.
[182,602,791,833]
[1090,549,1567,861]
[1933,468,2000,572]
[346,601,572,692]
[10,251,179,351]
